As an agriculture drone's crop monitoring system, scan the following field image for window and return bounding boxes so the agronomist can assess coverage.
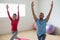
[0,3,25,17]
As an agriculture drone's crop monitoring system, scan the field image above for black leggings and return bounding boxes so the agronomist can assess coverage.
[37,34,46,40]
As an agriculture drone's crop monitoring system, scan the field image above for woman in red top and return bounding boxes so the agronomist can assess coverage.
[6,5,20,40]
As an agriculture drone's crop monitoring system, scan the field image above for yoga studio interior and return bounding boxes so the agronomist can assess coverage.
[0,0,60,40]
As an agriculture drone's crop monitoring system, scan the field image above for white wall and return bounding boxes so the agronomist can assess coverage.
[0,0,39,34]
[39,0,60,34]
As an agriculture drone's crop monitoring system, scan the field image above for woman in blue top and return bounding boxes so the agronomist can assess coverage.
[31,1,53,40]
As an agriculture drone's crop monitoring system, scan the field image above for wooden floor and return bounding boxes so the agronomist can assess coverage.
[0,30,60,40]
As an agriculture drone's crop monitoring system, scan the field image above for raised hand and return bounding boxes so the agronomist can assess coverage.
[6,5,9,9]
[17,4,20,20]
[31,2,34,7]
[31,1,37,20]
[45,1,53,22]
[51,1,53,8]
[18,5,19,9]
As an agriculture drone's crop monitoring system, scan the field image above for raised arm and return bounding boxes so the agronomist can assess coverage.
[17,5,20,21]
[31,2,37,20]
[45,1,53,22]
[6,5,13,21]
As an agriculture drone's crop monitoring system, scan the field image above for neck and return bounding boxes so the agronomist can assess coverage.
[40,18,43,20]
[13,19,16,21]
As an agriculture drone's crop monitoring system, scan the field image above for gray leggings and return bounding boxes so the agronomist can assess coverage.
[10,31,18,40]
